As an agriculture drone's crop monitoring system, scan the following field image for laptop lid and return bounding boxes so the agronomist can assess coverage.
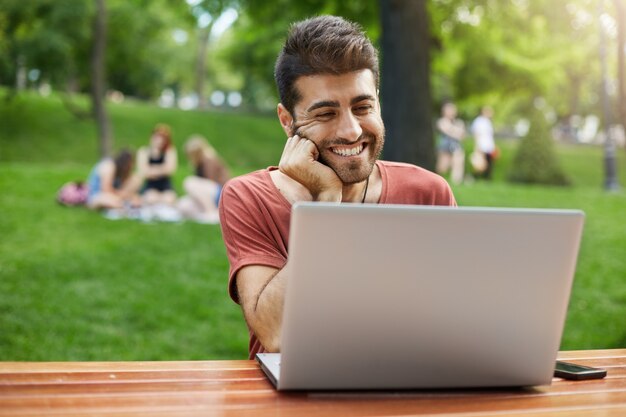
[272,203,584,390]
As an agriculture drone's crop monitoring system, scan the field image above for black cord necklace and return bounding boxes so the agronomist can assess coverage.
[361,176,370,203]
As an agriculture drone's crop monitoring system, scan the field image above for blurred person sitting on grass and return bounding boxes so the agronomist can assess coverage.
[86,149,142,210]
[178,135,231,224]
[137,123,178,206]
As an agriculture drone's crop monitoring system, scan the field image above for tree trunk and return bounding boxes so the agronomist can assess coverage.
[195,24,211,110]
[15,55,26,91]
[92,0,112,158]
[380,0,434,171]
[195,33,208,109]
[614,0,626,141]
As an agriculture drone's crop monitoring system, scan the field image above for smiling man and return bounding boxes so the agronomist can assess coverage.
[219,16,456,359]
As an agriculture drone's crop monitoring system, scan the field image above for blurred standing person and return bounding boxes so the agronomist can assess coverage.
[178,135,231,223]
[87,149,141,210]
[137,124,178,206]
[471,106,496,180]
[436,102,466,184]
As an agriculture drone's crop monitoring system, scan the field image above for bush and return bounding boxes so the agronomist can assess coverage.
[508,110,570,186]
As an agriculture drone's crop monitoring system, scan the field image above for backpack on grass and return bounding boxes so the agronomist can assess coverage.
[57,181,89,206]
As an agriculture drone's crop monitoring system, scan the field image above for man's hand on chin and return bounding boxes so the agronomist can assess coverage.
[278,134,342,202]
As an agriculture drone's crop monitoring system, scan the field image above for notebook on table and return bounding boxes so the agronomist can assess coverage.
[257,203,585,390]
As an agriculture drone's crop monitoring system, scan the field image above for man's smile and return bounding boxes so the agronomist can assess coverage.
[330,143,365,157]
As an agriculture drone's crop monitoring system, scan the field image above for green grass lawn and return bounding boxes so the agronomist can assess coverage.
[1,90,625,360]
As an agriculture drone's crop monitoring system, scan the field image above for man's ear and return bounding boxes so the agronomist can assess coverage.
[277,103,294,137]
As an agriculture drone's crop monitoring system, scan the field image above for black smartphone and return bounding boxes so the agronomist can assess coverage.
[554,360,607,380]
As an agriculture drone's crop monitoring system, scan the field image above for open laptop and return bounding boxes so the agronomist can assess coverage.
[257,203,585,390]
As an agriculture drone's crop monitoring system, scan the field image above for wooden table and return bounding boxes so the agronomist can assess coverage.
[1,349,625,416]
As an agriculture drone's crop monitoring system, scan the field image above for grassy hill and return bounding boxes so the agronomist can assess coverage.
[0,91,284,174]
[1,90,625,360]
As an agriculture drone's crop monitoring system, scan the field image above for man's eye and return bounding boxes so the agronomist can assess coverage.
[317,112,335,119]
[354,105,373,113]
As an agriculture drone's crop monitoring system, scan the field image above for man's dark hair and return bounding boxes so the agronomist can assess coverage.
[274,15,379,117]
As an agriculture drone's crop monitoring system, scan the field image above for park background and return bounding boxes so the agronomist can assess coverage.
[1,0,625,360]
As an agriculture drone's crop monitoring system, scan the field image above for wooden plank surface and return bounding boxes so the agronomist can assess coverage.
[0,349,624,417]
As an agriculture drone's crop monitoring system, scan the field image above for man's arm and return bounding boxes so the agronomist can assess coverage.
[236,264,287,352]
[233,136,339,353]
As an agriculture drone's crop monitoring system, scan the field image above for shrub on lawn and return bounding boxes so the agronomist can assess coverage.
[508,109,570,186]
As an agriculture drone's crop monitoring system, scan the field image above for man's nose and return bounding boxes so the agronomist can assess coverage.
[336,112,363,142]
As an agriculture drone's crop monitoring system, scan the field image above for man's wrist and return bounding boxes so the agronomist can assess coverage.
[313,189,342,202]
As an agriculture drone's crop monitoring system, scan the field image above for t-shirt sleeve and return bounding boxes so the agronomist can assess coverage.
[435,175,457,207]
[417,171,457,207]
[219,178,287,303]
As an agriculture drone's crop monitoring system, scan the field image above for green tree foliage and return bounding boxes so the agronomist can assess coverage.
[1,0,620,133]
[430,0,604,122]
[508,109,570,186]
[105,0,197,99]
[0,0,197,99]
[0,0,92,89]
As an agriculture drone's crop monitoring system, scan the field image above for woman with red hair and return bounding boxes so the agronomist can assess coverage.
[137,124,178,206]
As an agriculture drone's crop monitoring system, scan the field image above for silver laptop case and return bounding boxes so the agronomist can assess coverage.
[271,203,584,390]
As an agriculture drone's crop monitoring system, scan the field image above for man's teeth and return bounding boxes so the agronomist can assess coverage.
[332,144,363,156]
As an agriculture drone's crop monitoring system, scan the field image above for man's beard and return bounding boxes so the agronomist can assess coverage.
[318,131,385,185]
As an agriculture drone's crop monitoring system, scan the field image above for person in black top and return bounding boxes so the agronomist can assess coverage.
[137,124,178,206]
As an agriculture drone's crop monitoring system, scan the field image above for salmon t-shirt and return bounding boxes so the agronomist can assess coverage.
[219,160,457,358]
